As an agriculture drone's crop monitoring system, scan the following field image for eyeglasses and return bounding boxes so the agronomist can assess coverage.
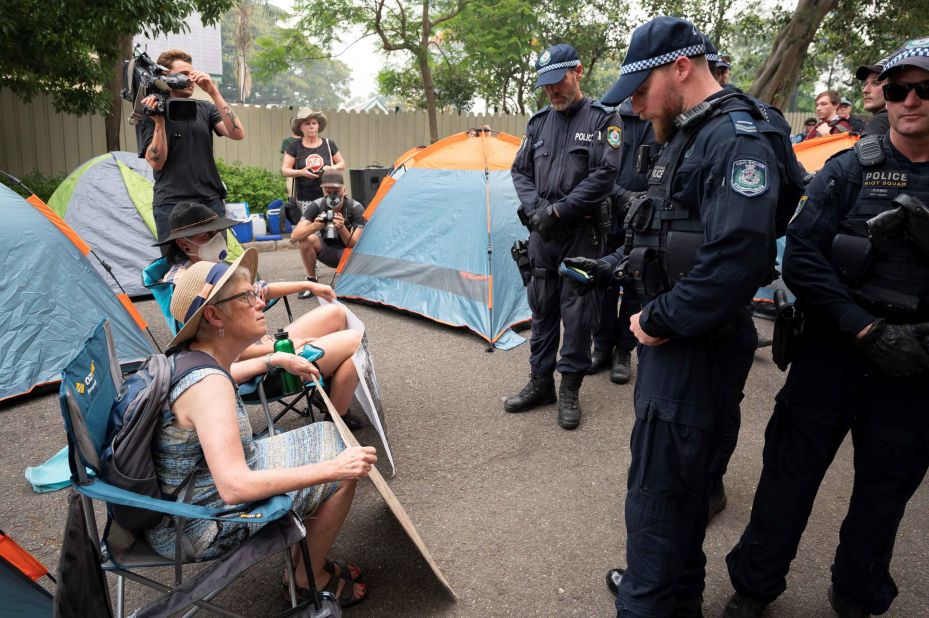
[882,80,929,102]
[214,284,262,308]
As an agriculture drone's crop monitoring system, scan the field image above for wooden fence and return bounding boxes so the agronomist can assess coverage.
[0,88,814,179]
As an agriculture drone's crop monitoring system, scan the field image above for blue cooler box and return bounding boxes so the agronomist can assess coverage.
[266,200,293,235]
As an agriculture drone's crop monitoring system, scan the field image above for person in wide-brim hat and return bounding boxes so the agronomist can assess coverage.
[291,108,328,134]
[153,201,239,247]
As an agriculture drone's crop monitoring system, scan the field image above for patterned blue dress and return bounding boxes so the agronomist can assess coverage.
[145,367,344,560]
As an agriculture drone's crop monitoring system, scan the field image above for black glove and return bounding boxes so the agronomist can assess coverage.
[529,204,568,242]
[857,319,929,378]
[562,257,613,295]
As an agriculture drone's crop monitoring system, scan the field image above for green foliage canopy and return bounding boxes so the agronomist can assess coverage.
[0,0,233,115]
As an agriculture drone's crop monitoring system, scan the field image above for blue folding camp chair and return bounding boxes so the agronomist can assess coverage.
[142,258,321,433]
[57,319,322,617]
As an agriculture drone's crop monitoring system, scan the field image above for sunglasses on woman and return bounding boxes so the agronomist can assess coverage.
[882,80,929,103]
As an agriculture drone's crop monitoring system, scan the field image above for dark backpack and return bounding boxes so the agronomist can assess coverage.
[100,349,232,531]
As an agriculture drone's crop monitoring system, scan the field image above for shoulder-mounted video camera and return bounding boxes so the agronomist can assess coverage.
[121,49,197,125]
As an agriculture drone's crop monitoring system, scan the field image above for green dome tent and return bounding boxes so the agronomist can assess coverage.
[47,152,243,297]
[48,152,159,297]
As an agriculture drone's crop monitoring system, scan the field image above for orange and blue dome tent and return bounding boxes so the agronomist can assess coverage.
[0,181,153,401]
[333,130,531,349]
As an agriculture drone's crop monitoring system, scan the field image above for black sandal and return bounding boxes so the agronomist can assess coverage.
[282,572,366,609]
[324,559,364,582]
[318,570,367,608]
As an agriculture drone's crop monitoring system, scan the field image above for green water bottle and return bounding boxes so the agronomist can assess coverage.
[273,329,303,395]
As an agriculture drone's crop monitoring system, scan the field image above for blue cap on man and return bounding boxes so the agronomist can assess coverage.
[535,43,582,88]
[602,16,706,106]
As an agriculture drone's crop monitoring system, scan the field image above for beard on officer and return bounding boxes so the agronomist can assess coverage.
[564,16,780,618]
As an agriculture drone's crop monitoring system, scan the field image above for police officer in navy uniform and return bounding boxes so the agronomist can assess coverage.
[724,39,929,618]
[563,17,780,616]
[505,43,621,430]
[588,97,654,385]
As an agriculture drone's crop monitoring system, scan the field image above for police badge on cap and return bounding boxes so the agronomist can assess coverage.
[535,44,581,88]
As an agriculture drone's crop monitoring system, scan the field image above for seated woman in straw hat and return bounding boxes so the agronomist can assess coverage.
[155,201,363,428]
[147,249,375,607]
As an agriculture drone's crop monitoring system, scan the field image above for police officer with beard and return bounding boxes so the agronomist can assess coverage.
[724,39,929,618]
[505,43,621,430]
[564,17,780,616]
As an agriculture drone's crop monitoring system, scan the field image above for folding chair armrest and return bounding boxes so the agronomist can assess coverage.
[74,479,293,524]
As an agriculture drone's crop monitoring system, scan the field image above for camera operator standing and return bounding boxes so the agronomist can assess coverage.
[137,49,245,244]
[291,170,366,298]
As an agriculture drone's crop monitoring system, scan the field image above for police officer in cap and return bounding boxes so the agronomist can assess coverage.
[506,43,621,430]
[563,17,780,616]
[724,38,929,618]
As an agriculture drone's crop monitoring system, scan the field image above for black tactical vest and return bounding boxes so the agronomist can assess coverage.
[832,135,929,319]
[623,93,777,302]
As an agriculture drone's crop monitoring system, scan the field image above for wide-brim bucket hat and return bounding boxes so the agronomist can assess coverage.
[152,201,239,246]
[291,108,328,134]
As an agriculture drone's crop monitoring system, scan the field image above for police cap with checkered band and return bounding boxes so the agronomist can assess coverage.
[602,16,706,106]
[878,37,929,80]
[535,43,582,88]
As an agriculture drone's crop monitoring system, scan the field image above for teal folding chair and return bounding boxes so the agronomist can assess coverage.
[57,319,324,617]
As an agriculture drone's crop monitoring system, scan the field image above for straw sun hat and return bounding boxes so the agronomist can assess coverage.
[168,248,259,349]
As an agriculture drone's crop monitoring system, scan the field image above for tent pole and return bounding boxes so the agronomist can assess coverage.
[482,133,495,353]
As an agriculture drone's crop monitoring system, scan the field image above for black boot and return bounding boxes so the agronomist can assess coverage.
[503,373,556,413]
[828,585,871,618]
[610,348,632,384]
[297,276,317,300]
[588,347,612,374]
[721,592,770,617]
[557,373,583,429]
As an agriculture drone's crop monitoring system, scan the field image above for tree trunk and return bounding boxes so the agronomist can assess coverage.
[416,50,439,142]
[104,34,134,152]
[748,0,838,108]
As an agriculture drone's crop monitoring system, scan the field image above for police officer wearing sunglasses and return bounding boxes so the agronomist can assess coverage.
[724,38,929,617]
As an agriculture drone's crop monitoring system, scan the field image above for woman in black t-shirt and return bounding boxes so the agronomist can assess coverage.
[281,108,347,202]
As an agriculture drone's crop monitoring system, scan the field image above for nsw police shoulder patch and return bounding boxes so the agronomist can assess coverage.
[606,125,622,148]
[730,159,768,197]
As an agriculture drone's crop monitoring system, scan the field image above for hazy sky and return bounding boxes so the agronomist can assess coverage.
[268,0,383,100]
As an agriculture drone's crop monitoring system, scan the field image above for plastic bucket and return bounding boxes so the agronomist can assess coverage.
[231,220,253,243]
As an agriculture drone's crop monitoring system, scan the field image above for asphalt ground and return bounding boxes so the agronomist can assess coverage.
[1,245,926,617]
